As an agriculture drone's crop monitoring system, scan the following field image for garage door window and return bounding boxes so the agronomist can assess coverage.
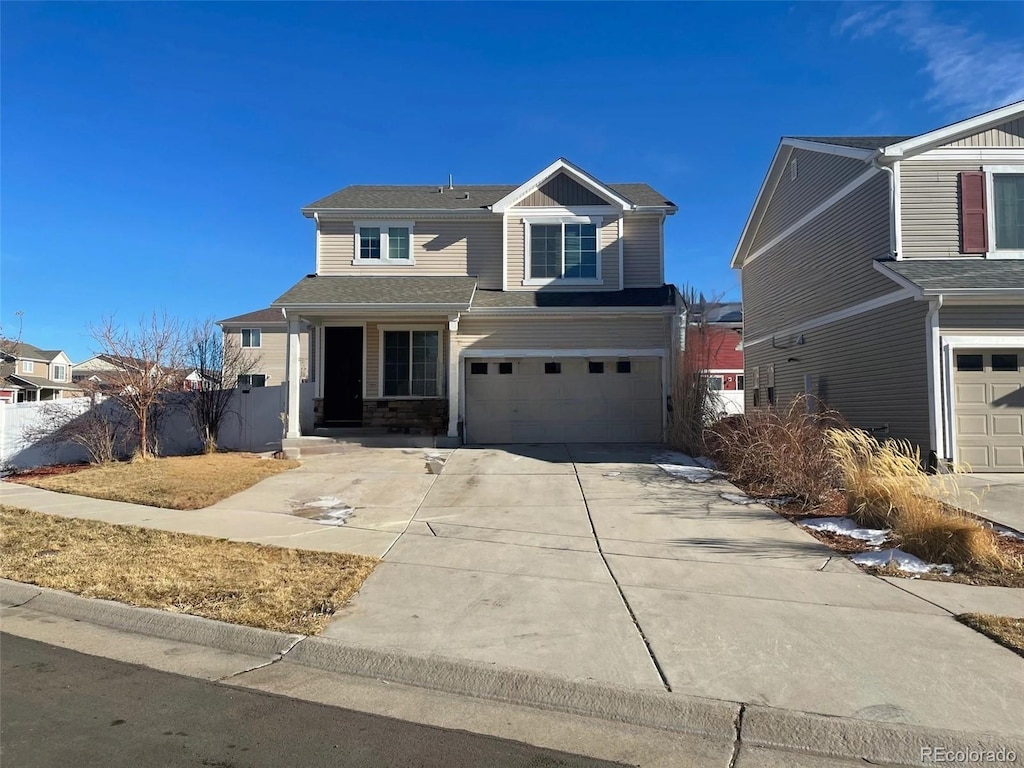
[616,361,631,374]
[589,361,604,374]
[384,330,439,396]
[957,354,984,372]
[498,362,513,374]
[993,353,1019,372]
[470,362,488,375]
[544,362,561,374]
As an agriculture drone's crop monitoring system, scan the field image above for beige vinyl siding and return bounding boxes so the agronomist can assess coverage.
[622,213,662,288]
[515,173,608,207]
[505,216,620,291]
[742,172,894,339]
[900,156,1024,258]
[364,322,449,398]
[224,327,309,385]
[744,298,931,451]
[456,315,671,353]
[749,150,870,253]
[941,118,1024,148]
[939,306,1024,334]
[318,218,502,286]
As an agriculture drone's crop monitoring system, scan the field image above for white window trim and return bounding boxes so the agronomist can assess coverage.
[983,165,1024,259]
[353,221,416,265]
[241,328,262,348]
[21,361,34,374]
[522,216,603,286]
[377,324,445,399]
[52,363,67,382]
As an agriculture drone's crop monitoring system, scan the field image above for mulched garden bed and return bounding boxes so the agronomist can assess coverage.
[6,464,90,481]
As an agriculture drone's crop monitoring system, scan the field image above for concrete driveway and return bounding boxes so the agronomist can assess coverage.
[320,444,1024,738]
[939,472,1024,532]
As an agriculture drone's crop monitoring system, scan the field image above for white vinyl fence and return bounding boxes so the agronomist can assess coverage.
[0,383,314,470]
[711,390,745,416]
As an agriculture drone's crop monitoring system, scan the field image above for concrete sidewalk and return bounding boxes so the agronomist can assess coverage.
[3,444,1023,749]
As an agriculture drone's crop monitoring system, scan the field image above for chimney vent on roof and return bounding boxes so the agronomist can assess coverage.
[448,174,454,190]
[438,186,443,193]
[460,192,469,200]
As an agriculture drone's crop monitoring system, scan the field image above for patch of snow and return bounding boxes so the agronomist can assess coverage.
[313,506,355,526]
[800,517,889,547]
[761,496,796,507]
[991,523,1024,540]
[721,492,760,505]
[657,464,722,483]
[288,496,356,526]
[851,548,953,576]
[654,451,698,467]
[603,471,621,477]
[694,456,717,469]
[301,496,346,509]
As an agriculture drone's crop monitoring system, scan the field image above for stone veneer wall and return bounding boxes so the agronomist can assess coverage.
[362,399,447,434]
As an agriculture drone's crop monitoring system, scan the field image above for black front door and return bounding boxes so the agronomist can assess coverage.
[323,327,363,425]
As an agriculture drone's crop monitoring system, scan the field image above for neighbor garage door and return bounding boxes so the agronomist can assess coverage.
[464,357,663,444]
[953,349,1024,472]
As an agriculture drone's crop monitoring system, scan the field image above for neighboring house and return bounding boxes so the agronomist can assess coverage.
[271,157,682,444]
[733,101,1024,472]
[216,308,311,388]
[688,302,744,415]
[0,342,80,402]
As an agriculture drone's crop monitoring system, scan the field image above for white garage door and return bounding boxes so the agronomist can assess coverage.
[464,357,663,444]
[953,349,1024,472]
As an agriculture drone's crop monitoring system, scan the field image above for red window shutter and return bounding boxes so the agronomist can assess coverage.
[960,171,988,253]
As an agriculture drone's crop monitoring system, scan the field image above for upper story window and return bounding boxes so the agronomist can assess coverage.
[52,364,67,382]
[526,220,600,284]
[993,173,1024,251]
[241,328,262,348]
[355,222,414,264]
[21,361,34,374]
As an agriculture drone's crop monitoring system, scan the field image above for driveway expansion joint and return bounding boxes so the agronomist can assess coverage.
[571,456,673,693]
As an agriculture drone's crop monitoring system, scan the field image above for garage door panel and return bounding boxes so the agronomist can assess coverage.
[954,348,1024,472]
[465,356,663,444]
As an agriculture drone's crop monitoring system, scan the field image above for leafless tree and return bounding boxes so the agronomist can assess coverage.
[89,313,187,459]
[22,388,133,464]
[669,287,728,456]
[185,319,262,453]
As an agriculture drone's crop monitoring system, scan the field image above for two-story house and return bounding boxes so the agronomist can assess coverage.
[733,101,1024,472]
[217,308,311,388]
[0,342,79,402]
[272,158,681,447]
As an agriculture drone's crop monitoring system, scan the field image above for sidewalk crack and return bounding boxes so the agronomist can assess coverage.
[728,704,746,768]
[215,635,306,683]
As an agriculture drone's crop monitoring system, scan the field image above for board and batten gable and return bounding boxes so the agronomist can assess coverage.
[741,171,894,340]
[222,326,310,386]
[938,117,1024,148]
[749,149,870,254]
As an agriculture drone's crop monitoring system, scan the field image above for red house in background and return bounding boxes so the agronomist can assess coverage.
[687,302,744,414]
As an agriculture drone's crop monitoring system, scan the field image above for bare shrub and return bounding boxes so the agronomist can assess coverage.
[827,429,1008,569]
[21,394,131,465]
[704,395,844,509]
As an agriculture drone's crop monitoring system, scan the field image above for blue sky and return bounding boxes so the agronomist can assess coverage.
[3,2,1023,362]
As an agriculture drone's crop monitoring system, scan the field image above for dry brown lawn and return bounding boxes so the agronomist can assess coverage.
[10,454,300,510]
[0,506,377,634]
[957,614,1024,658]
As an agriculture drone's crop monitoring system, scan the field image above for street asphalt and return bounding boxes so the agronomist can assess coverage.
[0,633,625,768]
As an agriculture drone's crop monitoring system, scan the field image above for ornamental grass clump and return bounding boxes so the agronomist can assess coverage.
[827,429,1008,569]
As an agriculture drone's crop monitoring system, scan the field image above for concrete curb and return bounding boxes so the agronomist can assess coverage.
[4,578,1022,767]
[743,705,1024,768]
[286,635,740,741]
[0,579,301,658]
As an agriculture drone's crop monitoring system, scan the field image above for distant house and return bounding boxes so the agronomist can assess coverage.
[687,302,744,415]
[216,308,311,388]
[0,342,81,402]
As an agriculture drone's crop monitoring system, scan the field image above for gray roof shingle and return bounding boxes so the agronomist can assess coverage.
[878,259,1024,292]
[273,276,479,308]
[788,136,913,150]
[469,286,677,309]
[1,342,63,362]
[303,183,675,211]
[217,308,286,325]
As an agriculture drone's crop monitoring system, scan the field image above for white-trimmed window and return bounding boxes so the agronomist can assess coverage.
[706,374,724,391]
[21,361,34,374]
[354,222,414,264]
[524,218,601,284]
[52,364,67,382]
[237,374,267,388]
[381,327,442,397]
[241,328,261,348]
[983,166,1024,257]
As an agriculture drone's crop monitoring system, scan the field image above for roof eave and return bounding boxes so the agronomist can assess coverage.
[467,305,676,315]
[302,207,493,218]
[490,158,634,213]
[271,302,473,312]
[731,142,791,269]
[879,101,1024,159]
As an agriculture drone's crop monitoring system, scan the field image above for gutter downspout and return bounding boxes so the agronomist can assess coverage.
[871,154,897,258]
[925,294,944,472]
